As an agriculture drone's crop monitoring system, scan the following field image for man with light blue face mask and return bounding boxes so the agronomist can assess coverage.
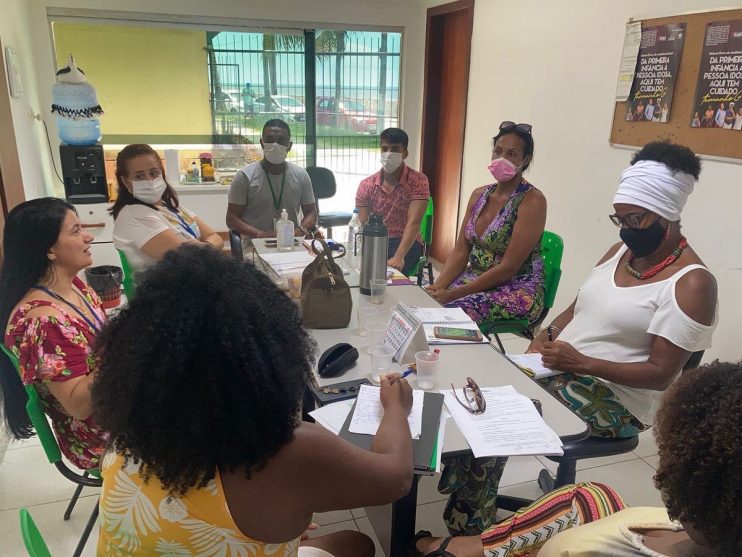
[227,119,318,252]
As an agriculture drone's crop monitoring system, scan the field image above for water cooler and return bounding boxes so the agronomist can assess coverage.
[60,144,108,204]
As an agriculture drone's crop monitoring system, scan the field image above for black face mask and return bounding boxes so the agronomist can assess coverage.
[620,220,666,258]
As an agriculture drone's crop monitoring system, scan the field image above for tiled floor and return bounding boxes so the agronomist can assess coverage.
[0,336,664,556]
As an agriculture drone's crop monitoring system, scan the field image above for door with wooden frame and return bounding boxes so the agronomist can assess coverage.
[421,0,474,262]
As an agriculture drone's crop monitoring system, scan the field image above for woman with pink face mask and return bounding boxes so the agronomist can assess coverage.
[425,122,546,535]
[426,122,546,327]
[112,144,223,274]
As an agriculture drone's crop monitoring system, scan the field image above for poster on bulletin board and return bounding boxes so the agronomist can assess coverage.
[691,19,742,130]
[624,23,686,123]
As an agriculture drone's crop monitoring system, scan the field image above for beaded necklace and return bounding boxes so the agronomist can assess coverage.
[624,237,688,280]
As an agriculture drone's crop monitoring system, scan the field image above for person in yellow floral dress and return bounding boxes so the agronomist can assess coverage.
[92,245,414,556]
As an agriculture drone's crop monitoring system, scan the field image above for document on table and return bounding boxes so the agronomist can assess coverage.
[506,353,564,379]
[348,384,424,438]
[443,385,563,457]
[411,307,487,345]
[615,21,642,100]
[309,399,354,435]
[259,250,315,276]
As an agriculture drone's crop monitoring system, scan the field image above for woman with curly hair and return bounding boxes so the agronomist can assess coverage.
[92,245,413,556]
[538,360,742,555]
[413,360,741,556]
[0,198,108,470]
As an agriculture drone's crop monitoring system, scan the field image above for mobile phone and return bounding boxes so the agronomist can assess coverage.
[433,326,483,342]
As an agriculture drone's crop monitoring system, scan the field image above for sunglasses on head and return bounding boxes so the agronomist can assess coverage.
[498,121,533,135]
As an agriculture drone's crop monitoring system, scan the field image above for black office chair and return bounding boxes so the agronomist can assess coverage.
[306,167,352,238]
[228,230,243,261]
[496,350,706,513]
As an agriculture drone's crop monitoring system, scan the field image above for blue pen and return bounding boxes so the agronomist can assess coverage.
[401,368,415,378]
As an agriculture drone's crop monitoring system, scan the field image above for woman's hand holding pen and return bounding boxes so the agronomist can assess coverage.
[380,373,413,415]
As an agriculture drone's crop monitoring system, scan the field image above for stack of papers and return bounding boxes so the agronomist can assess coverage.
[412,307,487,344]
[443,385,563,457]
[506,353,563,379]
[259,250,315,277]
[348,384,424,439]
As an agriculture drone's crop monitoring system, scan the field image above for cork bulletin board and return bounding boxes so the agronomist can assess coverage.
[611,8,742,160]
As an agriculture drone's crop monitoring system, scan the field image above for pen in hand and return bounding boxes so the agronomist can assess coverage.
[547,325,553,342]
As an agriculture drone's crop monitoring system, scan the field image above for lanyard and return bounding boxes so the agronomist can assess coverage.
[32,285,104,333]
[264,168,286,211]
[166,207,198,239]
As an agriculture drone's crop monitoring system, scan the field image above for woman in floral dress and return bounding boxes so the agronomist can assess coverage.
[426,122,547,536]
[0,198,108,470]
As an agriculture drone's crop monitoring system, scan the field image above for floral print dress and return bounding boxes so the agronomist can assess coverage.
[446,180,545,323]
[4,277,108,470]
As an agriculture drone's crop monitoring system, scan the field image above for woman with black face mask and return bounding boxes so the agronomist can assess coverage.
[527,141,717,441]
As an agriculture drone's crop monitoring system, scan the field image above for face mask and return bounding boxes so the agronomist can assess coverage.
[380,152,404,174]
[488,157,523,183]
[131,176,167,204]
[620,219,666,258]
[263,143,288,165]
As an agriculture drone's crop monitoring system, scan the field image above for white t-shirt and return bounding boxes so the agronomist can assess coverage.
[113,203,201,273]
[557,245,716,425]
[539,507,682,556]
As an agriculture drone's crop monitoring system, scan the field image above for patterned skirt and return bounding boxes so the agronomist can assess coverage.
[445,270,544,324]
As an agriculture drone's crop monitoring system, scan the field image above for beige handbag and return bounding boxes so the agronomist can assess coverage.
[301,239,352,329]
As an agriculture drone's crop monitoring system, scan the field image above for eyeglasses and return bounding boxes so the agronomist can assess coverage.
[450,377,486,414]
[609,211,652,229]
[498,121,533,135]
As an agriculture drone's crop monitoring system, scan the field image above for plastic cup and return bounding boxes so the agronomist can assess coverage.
[370,344,394,382]
[415,351,440,390]
[370,278,387,305]
[365,321,388,353]
[356,306,379,336]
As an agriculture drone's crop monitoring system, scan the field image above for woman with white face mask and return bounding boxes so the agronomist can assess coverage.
[111,144,223,273]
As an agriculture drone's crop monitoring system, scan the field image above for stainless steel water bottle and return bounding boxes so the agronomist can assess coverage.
[359,214,389,295]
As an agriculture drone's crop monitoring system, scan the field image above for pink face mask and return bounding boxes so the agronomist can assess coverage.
[488,157,521,183]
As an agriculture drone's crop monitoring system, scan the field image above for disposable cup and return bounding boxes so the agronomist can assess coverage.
[370,278,387,305]
[415,350,440,390]
[365,321,387,353]
[356,306,379,336]
[370,344,394,382]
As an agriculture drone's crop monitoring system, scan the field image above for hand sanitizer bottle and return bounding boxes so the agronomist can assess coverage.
[276,209,294,251]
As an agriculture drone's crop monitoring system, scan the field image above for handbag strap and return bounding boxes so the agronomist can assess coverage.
[309,238,346,264]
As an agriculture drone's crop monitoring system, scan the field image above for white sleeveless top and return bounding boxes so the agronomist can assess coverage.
[558,245,716,424]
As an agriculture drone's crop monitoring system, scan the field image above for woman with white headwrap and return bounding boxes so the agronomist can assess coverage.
[528,141,717,439]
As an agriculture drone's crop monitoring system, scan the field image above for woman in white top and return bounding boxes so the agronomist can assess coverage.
[528,141,717,437]
[111,144,223,272]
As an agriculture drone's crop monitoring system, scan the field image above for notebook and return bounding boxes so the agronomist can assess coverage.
[411,307,487,344]
[506,353,564,379]
[339,391,445,473]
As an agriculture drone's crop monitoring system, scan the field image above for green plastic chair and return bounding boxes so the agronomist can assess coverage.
[478,231,564,353]
[19,509,52,557]
[409,197,434,286]
[117,249,136,300]
[0,344,101,557]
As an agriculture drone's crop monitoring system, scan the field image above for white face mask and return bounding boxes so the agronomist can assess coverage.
[131,176,167,204]
[380,152,404,174]
[263,142,289,165]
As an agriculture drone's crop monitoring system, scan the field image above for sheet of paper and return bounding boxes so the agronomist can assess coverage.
[260,250,315,267]
[616,21,642,100]
[443,385,563,458]
[309,399,354,435]
[349,384,424,438]
[506,353,564,379]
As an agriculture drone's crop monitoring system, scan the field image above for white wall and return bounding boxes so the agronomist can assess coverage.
[460,0,742,362]
[0,0,55,199]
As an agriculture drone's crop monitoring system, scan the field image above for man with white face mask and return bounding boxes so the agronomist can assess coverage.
[227,119,317,252]
[355,128,430,275]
